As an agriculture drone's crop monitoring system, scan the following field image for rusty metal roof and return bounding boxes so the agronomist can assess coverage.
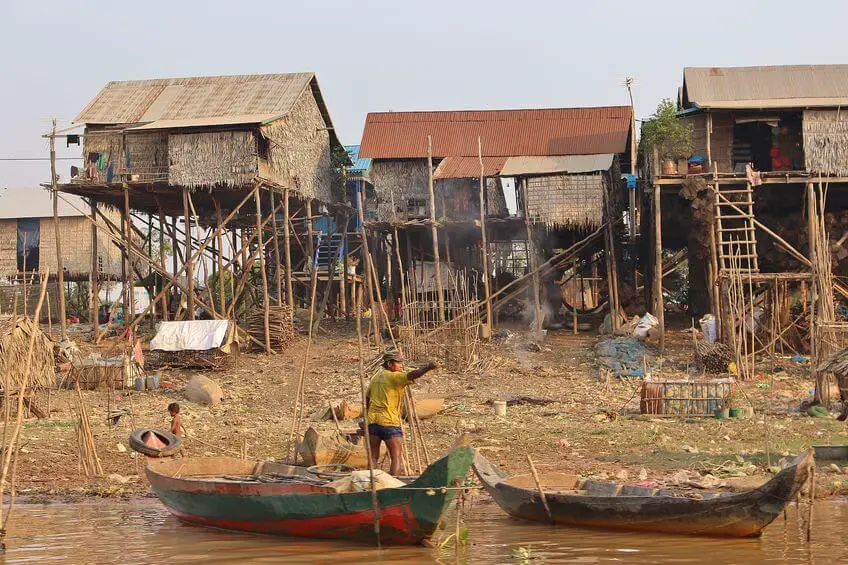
[359,106,631,159]
[683,65,848,110]
[433,156,506,179]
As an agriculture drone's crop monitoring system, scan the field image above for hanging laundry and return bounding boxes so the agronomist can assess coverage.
[66,134,80,147]
[97,153,105,171]
[88,152,99,163]
[106,163,114,183]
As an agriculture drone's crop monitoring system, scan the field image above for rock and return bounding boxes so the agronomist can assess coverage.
[681,444,699,453]
[185,375,224,406]
[638,468,648,481]
[668,470,690,485]
[107,473,129,484]
[615,469,629,481]
[829,463,842,473]
[558,439,571,449]
[117,443,127,453]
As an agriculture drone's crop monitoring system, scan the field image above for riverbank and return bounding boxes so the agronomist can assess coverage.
[16,317,848,503]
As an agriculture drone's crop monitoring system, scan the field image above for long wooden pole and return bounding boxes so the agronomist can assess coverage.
[123,186,136,324]
[355,287,382,546]
[269,190,283,306]
[156,204,168,321]
[89,201,99,330]
[255,186,272,354]
[653,182,665,352]
[427,136,445,322]
[521,178,543,341]
[283,188,294,317]
[49,120,67,338]
[340,212,349,319]
[356,189,382,344]
[182,188,195,320]
[807,182,820,400]
[477,137,493,331]
[213,198,226,315]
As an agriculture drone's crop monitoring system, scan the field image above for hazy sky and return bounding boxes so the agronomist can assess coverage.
[2,0,847,188]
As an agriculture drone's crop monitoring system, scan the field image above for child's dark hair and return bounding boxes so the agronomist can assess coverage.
[168,402,180,414]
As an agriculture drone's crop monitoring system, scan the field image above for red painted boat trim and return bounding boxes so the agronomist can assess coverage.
[168,501,423,545]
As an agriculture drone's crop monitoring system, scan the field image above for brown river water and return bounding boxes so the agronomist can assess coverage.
[2,497,846,564]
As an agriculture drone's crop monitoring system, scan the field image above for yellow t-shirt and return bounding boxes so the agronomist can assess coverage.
[367,369,411,427]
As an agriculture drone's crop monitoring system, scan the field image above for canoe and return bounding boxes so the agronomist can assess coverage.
[146,445,474,545]
[473,450,812,537]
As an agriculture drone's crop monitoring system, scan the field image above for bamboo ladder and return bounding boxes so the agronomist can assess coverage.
[714,181,760,274]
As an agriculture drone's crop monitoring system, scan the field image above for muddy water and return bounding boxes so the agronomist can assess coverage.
[3,498,847,564]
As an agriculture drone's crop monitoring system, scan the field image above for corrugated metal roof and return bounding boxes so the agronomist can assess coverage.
[344,145,371,175]
[75,73,315,124]
[684,65,848,109]
[0,187,88,219]
[499,154,613,176]
[358,106,631,159]
[433,156,506,179]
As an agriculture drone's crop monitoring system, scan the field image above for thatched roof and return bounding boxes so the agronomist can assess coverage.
[74,72,341,147]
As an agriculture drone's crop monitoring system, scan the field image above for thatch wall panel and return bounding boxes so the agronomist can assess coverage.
[525,173,604,230]
[126,131,168,181]
[168,130,258,189]
[803,110,848,176]
[82,129,123,182]
[370,159,429,221]
[487,178,507,216]
[38,213,123,278]
[261,88,334,202]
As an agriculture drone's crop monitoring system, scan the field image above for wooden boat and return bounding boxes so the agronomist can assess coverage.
[146,445,473,545]
[297,427,369,468]
[474,450,812,537]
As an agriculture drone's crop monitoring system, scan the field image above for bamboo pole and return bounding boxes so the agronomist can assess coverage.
[213,199,227,315]
[283,188,294,318]
[340,212,349,319]
[355,287,382,546]
[156,204,169,321]
[255,186,272,354]
[807,182,820,400]
[652,182,665,352]
[427,136,445,322]
[269,191,283,306]
[49,120,67,339]
[477,137,493,332]
[89,201,99,331]
[521,178,544,341]
[123,186,136,324]
[171,217,180,318]
[393,226,407,320]
[356,189,382,344]
[182,188,195,320]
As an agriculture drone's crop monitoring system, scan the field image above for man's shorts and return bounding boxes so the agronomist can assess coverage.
[368,423,403,440]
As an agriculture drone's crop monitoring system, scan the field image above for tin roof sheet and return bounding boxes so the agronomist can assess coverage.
[359,106,631,159]
[432,156,506,179]
[344,145,371,175]
[683,65,848,109]
[499,154,613,176]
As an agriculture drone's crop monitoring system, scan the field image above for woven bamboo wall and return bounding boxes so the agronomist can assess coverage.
[168,130,258,189]
[126,131,168,182]
[369,159,430,221]
[803,110,848,176]
[525,173,605,230]
[0,214,122,279]
[261,88,335,202]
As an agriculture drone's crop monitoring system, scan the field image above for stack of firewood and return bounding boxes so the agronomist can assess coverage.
[246,305,296,352]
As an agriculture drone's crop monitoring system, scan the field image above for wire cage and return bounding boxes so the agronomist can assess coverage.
[640,378,734,416]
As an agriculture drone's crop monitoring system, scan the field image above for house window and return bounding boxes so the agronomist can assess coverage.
[489,240,529,278]
[407,198,427,217]
[257,135,271,160]
[16,219,40,272]
[732,113,804,172]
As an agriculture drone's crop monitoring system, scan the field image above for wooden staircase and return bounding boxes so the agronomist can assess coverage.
[714,182,759,273]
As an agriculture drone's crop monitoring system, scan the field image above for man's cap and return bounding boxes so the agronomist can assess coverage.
[382,349,402,363]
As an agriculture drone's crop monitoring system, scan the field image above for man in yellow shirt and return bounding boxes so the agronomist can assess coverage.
[366,350,439,475]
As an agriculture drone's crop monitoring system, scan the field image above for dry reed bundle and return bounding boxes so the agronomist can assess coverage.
[247,305,295,351]
[74,383,103,476]
[0,315,55,391]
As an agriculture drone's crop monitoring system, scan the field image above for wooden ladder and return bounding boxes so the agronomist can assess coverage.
[714,182,759,273]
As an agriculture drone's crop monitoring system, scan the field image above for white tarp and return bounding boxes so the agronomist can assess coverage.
[150,320,232,352]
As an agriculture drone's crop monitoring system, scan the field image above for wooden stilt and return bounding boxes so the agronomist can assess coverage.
[119,194,129,326]
[269,191,283,306]
[182,188,195,320]
[123,186,136,325]
[807,182,820,400]
[283,188,294,318]
[521,178,543,341]
[340,212,349,319]
[89,201,99,331]
[171,217,180,318]
[255,186,272,354]
[356,190,382,344]
[603,178,621,331]
[49,120,67,339]
[156,204,168,321]
[652,182,665,352]
[427,136,445,322]
[477,137,493,332]
[213,199,226,315]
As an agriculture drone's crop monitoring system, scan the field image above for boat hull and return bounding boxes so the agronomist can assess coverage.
[147,447,473,545]
[474,451,812,538]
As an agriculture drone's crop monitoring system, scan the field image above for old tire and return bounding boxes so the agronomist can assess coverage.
[129,428,182,457]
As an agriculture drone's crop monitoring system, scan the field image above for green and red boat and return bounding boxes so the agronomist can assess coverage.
[146,446,473,545]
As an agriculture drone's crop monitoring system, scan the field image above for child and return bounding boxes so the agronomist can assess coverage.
[168,402,182,436]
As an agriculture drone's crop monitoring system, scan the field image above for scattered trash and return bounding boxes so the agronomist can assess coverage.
[790,354,809,364]
[595,337,654,377]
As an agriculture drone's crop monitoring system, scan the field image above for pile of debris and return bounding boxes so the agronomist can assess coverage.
[595,337,654,377]
[247,305,296,351]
